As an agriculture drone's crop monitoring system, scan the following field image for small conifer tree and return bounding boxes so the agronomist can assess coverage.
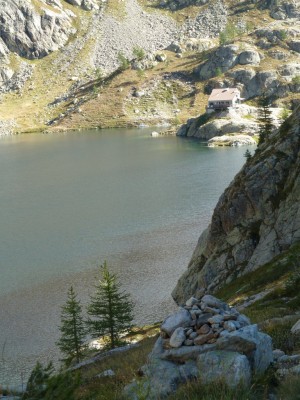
[56,286,86,365]
[257,93,273,145]
[22,363,80,400]
[244,149,252,161]
[22,362,54,400]
[87,262,134,349]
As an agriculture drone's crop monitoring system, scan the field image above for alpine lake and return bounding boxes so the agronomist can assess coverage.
[0,128,248,387]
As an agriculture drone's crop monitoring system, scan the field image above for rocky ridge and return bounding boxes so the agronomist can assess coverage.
[177,104,284,145]
[173,105,300,304]
[125,294,273,399]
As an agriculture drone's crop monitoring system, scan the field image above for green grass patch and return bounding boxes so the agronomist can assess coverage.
[216,242,300,305]
[277,376,300,400]
[77,335,158,400]
[168,380,255,400]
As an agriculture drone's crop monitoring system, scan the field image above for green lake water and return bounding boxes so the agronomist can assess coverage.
[0,128,248,386]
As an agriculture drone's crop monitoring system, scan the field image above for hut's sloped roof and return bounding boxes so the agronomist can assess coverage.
[208,88,240,102]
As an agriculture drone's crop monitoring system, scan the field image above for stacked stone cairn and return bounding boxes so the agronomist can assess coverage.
[125,295,273,399]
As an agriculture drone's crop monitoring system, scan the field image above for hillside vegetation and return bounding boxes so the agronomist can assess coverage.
[0,0,299,133]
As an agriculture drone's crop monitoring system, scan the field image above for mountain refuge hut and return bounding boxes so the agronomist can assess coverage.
[206,88,243,113]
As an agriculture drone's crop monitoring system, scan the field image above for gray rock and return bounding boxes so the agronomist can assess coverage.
[81,0,100,10]
[195,45,239,80]
[291,319,300,334]
[216,328,257,355]
[166,42,182,53]
[0,0,76,59]
[237,314,251,327]
[186,297,199,307]
[207,314,224,325]
[160,343,217,362]
[201,295,228,310]
[238,51,260,65]
[170,327,186,348]
[96,369,115,378]
[273,349,285,361]
[161,308,192,336]
[208,134,257,147]
[66,0,82,5]
[194,331,215,345]
[223,321,237,332]
[197,351,251,387]
[216,324,273,373]
[196,313,214,328]
[279,63,300,78]
[155,53,167,62]
[288,40,300,53]
[270,1,300,19]
[197,324,210,334]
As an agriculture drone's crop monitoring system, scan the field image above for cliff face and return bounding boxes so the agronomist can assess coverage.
[0,0,76,60]
[172,106,300,304]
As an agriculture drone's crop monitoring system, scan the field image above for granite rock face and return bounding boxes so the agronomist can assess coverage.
[270,0,300,20]
[124,295,273,399]
[0,0,76,60]
[173,106,300,303]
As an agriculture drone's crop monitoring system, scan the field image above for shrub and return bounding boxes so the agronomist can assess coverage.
[133,47,145,61]
[118,52,130,71]
[292,75,300,85]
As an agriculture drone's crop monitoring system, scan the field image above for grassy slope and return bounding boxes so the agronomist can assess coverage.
[0,3,92,133]
[45,1,300,132]
[2,0,299,133]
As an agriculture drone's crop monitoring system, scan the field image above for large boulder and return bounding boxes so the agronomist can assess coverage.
[238,51,261,66]
[195,45,239,80]
[270,1,300,20]
[197,351,251,387]
[216,324,273,373]
[161,308,192,336]
[208,134,257,147]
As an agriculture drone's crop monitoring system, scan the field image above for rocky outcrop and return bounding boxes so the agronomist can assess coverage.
[0,0,76,60]
[195,45,261,81]
[208,134,256,147]
[270,0,300,20]
[65,0,101,10]
[124,295,273,399]
[173,106,300,303]
[176,104,284,144]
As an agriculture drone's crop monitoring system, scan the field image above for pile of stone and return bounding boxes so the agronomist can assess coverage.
[161,294,252,348]
[125,295,273,400]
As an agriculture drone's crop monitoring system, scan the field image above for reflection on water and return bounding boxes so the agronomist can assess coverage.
[0,129,247,385]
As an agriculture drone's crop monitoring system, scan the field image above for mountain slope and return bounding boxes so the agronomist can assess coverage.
[172,105,300,304]
[0,0,299,133]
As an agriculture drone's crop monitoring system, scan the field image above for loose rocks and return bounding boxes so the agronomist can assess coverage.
[124,295,273,399]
